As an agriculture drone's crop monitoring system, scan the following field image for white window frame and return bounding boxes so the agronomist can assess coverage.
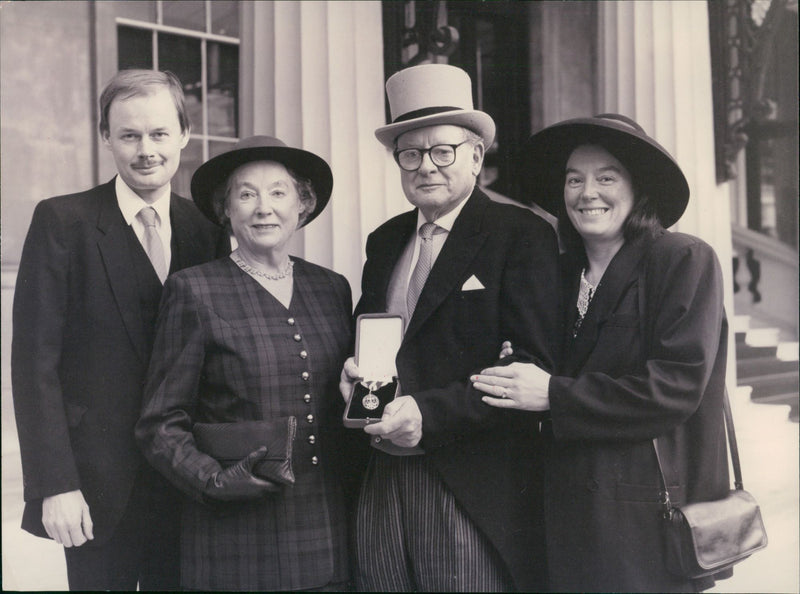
[115,1,241,163]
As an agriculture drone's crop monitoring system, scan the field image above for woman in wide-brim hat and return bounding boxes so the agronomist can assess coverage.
[137,136,361,591]
[472,114,732,592]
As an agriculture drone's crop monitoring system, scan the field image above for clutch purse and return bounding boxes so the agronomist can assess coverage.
[654,392,767,579]
[193,417,297,486]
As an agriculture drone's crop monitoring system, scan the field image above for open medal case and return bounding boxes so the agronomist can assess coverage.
[343,313,403,428]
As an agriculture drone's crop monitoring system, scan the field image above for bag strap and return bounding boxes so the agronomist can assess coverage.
[722,390,744,490]
[653,388,743,519]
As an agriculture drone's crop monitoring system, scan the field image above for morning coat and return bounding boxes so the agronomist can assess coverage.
[355,188,561,590]
[136,256,356,591]
[11,178,224,544]
[546,229,731,592]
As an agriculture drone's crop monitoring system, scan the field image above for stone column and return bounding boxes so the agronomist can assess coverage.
[239,1,406,296]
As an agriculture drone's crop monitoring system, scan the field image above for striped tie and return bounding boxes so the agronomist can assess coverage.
[137,207,167,283]
[407,222,439,316]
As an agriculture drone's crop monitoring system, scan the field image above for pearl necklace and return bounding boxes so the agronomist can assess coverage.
[231,251,294,280]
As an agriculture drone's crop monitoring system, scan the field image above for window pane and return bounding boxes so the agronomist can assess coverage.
[162,0,206,32]
[114,1,157,23]
[158,33,203,133]
[118,26,153,70]
[209,139,237,159]
[207,42,239,137]
[174,138,203,199]
[211,0,239,37]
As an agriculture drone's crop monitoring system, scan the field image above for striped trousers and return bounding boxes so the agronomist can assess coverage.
[355,452,514,592]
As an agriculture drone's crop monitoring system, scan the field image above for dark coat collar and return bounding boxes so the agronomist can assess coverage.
[95,179,206,363]
[94,180,150,362]
[562,231,661,375]
[403,187,492,343]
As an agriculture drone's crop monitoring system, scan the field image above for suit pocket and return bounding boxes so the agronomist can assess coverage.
[592,315,642,376]
[65,403,88,428]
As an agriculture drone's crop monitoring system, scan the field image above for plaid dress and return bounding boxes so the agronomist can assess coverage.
[136,256,354,591]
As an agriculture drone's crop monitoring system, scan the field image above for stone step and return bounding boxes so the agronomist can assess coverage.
[733,314,751,335]
[748,391,800,422]
[738,356,799,379]
[743,362,800,421]
[744,370,800,397]
[743,327,782,347]
[736,343,779,360]
[776,342,799,361]
[742,369,800,388]
[731,385,795,426]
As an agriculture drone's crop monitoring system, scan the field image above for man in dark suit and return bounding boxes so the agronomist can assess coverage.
[340,64,560,591]
[11,69,225,591]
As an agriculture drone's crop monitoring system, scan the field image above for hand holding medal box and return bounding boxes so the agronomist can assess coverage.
[343,314,404,428]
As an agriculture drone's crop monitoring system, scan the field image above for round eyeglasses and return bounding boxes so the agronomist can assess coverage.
[393,140,471,171]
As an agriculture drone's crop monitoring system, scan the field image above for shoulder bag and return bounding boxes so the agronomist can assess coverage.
[653,392,768,579]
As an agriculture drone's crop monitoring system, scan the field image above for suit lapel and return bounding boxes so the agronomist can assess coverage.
[369,212,417,312]
[563,234,653,375]
[96,181,149,363]
[404,190,490,344]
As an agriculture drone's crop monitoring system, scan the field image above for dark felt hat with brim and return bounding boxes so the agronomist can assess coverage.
[191,135,333,227]
[520,113,689,228]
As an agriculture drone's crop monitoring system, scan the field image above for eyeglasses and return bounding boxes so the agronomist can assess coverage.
[393,141,471,171]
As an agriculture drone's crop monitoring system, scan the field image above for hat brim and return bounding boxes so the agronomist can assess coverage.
[519,118,689,228]
[375,110,496,148]
[191,146,333,227]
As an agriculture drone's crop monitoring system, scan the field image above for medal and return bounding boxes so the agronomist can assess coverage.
[361,380,384,411]
[362,392,380,410]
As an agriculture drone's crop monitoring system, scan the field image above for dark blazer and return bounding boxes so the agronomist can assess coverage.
[355,188,560,590]
[11,178,224,544]
[546,230,730,593]
[135,257,354,591]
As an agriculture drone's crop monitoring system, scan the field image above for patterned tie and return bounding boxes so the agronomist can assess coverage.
[407,222,440,316]
[137,206,167,283]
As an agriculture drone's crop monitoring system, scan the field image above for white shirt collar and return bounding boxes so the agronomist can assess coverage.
[115,175,172,227]
[415,191,472,233]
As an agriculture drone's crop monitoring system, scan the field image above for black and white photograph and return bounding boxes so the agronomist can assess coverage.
[1,1,797,591]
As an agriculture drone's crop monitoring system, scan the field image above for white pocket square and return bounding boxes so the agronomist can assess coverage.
[461,275,485,291]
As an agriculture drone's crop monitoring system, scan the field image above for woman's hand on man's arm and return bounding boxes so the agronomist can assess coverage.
[472,361,552,412]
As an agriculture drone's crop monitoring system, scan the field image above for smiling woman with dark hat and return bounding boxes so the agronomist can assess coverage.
[472,114,732,592]
[136,136,358,591]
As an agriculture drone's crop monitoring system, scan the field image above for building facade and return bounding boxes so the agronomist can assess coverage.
[1,2,798,591]
[1,0,797,399]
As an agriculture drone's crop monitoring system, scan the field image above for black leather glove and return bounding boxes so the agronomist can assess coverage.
[205,447,281,502]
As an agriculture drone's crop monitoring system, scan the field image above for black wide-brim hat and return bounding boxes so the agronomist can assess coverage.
[520,114,689,228]
[191,135,333,227]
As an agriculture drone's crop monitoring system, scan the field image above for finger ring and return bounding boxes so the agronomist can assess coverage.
[502,389,508,398]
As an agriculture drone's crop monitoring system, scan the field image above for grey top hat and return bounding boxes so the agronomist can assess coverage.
[374,64,496,148]
[191,135,333,227]
[520,114,690,228]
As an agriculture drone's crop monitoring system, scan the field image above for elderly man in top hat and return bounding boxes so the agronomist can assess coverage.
[340,64,560,591]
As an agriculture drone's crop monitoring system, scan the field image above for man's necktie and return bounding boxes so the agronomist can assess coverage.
[407,222,440,316]
[137,206,167,283]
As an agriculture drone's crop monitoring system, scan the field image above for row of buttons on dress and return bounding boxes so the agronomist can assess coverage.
[289,317,319,466]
